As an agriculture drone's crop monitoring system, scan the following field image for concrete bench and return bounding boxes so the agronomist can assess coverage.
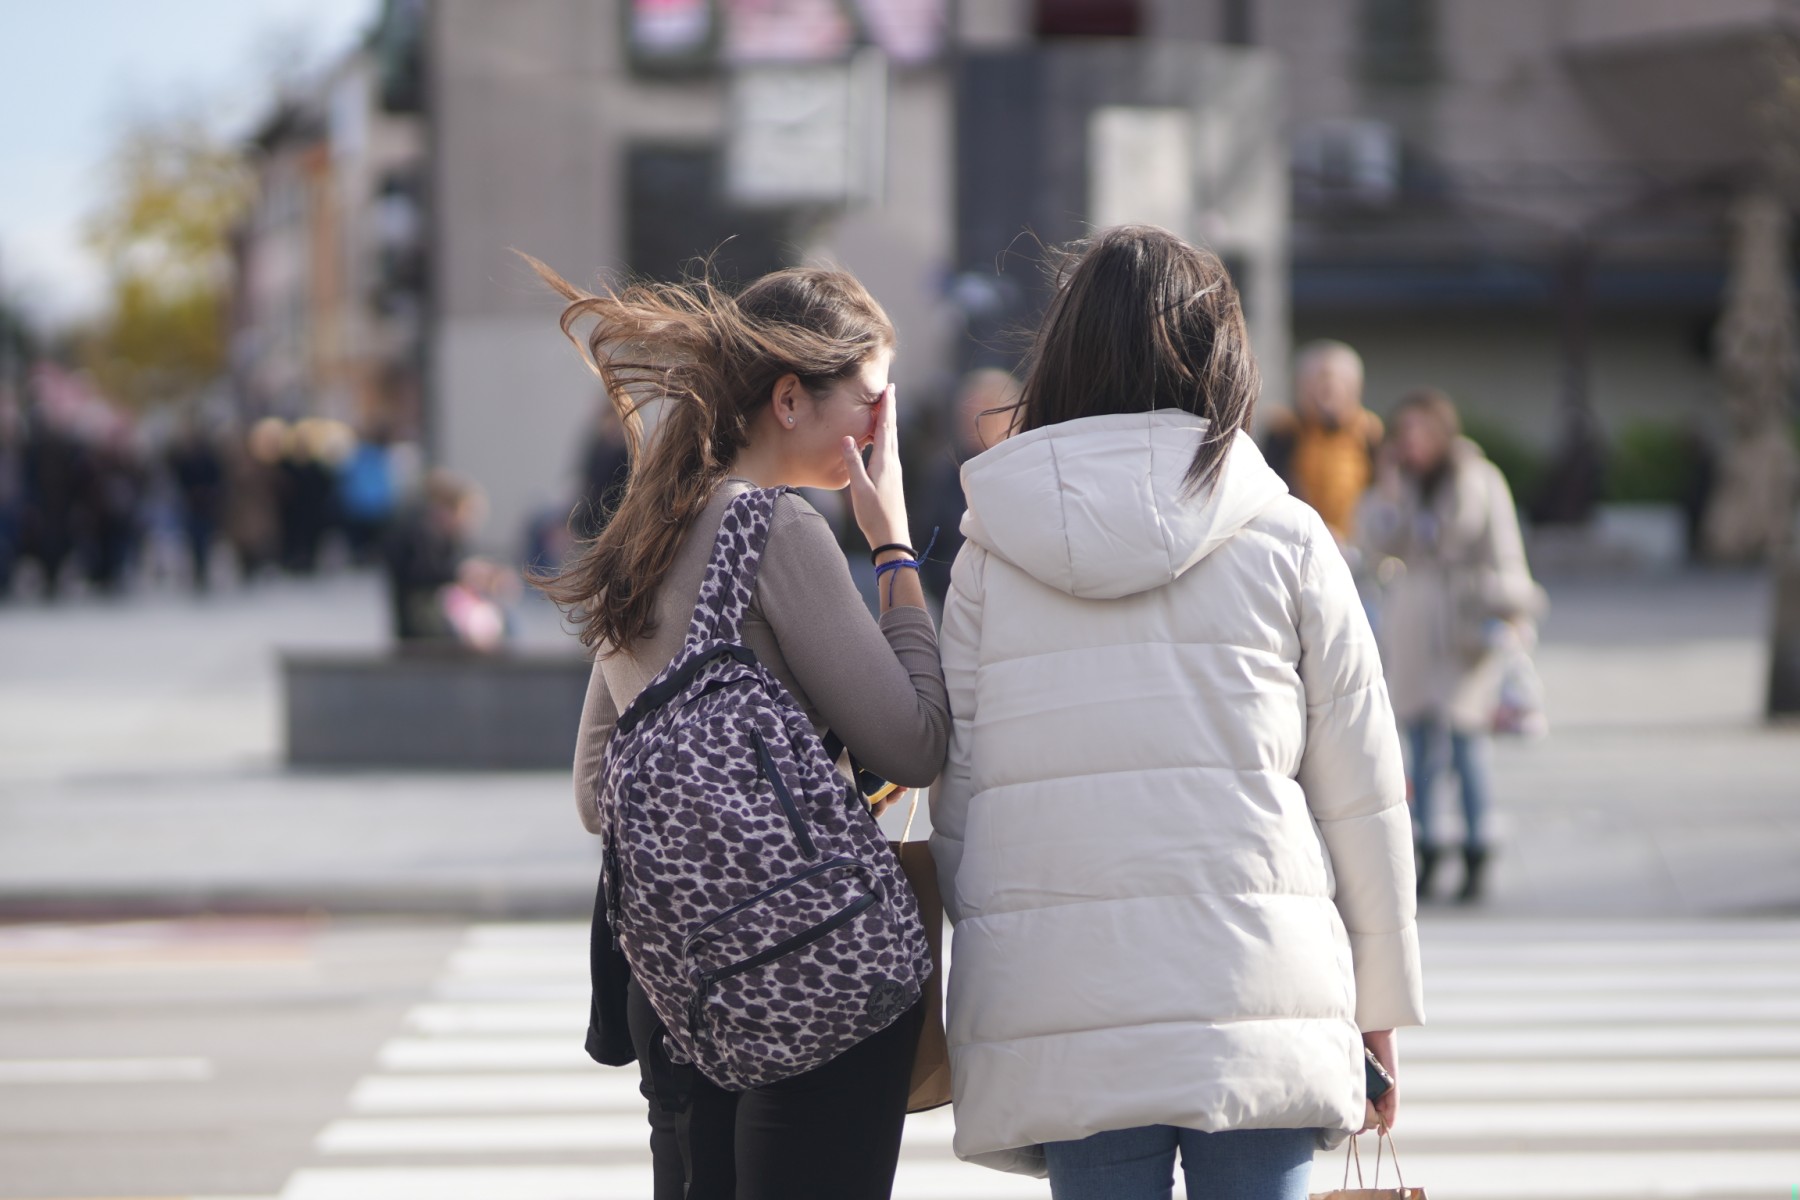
[284,650,591,769]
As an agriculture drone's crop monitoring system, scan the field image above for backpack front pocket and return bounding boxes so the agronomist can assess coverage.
[683,861,918,1090]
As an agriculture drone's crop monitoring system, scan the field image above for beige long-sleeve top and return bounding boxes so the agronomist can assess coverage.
[573,480,950,834]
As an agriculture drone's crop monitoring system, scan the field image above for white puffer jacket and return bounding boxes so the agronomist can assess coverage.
[930,411,1425,1177]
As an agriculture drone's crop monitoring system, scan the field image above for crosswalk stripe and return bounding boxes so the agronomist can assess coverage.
[316,1114,657,1154]
[375,1038,592,1072]
[402,1003,582,1035]
[1387,1058,1800,1099]
[461,924,587,946]
[281,1162,1053,1199]
[286,917,1800,1200]
[1402,1025,1800,1058]
[348,1074,646,1113]
[1414,919,1800,941]
[397,993,1800,1033]
[1416,940,1800,965]
[429,979,589,1003]
[1416,966,1800,992]
[1363,1097,1800,1140]
[1305,1148,1800,1199]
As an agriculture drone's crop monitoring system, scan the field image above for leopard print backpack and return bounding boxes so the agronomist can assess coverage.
[597,486,930,1091]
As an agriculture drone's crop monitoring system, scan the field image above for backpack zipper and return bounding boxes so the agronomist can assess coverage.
[603,842,624,947]
[680,856,862,954]
[686,888,879,1037]
[752,727,818,859]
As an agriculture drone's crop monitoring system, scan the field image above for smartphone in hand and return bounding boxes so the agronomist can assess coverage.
[1365,1046,1394,1102]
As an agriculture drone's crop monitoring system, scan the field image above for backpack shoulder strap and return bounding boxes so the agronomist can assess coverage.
[680,485,786,653]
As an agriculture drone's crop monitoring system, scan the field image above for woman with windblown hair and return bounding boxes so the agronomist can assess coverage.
[530,257,949,1200]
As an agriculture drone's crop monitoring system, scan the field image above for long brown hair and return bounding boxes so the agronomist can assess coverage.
[1007,225,1260,493]
[524,256,895,651]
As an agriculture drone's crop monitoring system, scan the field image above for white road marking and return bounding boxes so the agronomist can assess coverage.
[286,918,1800,1200]
[349,1073,645,1113]
[0,1056,213,1083]
[402,1002,584,1035]
[375,1038,591,1072]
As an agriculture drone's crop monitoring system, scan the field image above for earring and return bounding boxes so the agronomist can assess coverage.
[786,417,794,426]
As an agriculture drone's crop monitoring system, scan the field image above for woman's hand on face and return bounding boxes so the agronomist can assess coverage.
[841,384,911,552]
[1361,1029,1399,1133]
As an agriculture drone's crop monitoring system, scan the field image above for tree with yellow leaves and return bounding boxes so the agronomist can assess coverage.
[79,113,252,410]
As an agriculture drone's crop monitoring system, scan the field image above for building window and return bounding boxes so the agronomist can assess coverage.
[1035,0,1142,38]
[625,145,793,285]
[1222,0,1254,45]
[1360,0,1436,86]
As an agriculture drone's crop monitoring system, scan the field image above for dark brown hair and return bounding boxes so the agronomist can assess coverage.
[1007,224,1261,493]
[1391,387,1461,439]
[523,255,895,651]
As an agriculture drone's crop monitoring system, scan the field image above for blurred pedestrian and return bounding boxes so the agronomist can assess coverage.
[383,468,513,650]
[167,421,225,592]
[1358,388,1546,903]
[0,399,21,597]
[572,399,631,541]
[918,368,1017,604]
[384,468,474,643]
[279,419,341,573]
[1262,340,1384,546]
[932,227,1420,1195]
[80,433,143,594]
[338,428,399,563]
[228,418,285,580]
[18,414,83,598]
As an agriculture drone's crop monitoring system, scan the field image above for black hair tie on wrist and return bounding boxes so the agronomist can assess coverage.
[870,543,916,565]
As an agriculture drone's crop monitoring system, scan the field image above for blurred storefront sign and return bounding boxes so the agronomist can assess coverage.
[854,0,947,66]
[726,0,856,63]
[726,51,887,207]
[626,0,719,72]
[628,0,945,73]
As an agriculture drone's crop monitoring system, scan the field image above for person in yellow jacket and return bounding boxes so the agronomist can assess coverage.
[1262,340,1383,543]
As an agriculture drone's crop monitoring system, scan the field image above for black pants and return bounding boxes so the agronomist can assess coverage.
[627,979,924,1200]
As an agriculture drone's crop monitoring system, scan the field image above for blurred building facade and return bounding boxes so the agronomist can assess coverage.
[228,0,1793,556]
[229,0,428,439]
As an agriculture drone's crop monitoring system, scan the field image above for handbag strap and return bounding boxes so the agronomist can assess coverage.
[900,789,920,843]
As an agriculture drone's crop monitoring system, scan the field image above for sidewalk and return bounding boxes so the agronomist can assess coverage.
[1,567,1795,918]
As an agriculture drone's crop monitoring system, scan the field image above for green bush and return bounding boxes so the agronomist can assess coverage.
[1605,421,1702,505]
[1460,417,1546,508]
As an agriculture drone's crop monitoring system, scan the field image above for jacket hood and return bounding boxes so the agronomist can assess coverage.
[958,410,1289,600]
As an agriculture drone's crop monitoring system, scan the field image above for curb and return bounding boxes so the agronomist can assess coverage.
[0,884,593,922]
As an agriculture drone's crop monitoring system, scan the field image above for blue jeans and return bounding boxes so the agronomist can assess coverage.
[1043,1125,1319,1200]
[1406,718,1490,848]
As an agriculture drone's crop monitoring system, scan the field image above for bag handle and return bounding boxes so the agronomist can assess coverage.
[1340,1124,1409,1194]
[900,789,921,843]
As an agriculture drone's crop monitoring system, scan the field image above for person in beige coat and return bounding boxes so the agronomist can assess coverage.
[1357,388,1546,902]
[931,226,1424,1199]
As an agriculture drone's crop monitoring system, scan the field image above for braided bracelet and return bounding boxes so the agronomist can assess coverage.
[872,527,940,605]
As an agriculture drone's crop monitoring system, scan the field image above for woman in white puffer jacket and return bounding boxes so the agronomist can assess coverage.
[930,226,1425,1199]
